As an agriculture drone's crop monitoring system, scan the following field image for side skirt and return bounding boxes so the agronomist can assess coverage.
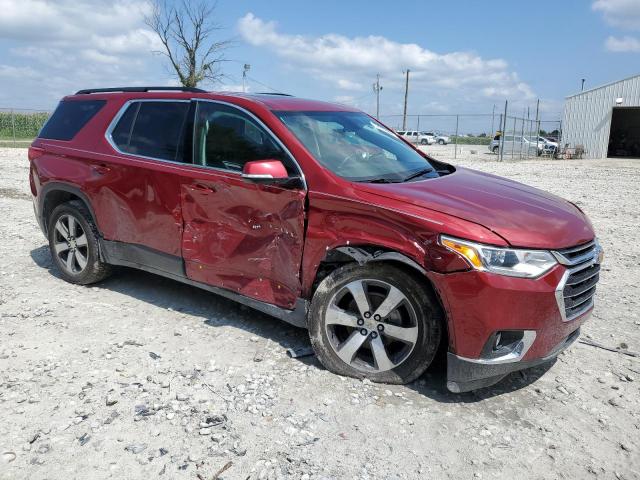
[101,239,308,328]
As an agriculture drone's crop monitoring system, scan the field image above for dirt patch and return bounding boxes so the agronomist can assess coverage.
[0,148,638,479]
[0,187,30,200]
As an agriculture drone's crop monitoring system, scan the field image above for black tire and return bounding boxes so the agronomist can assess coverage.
[420,139,428,145]
[438,139,445,145]
[308,263,442,384]
[47,200,112,285]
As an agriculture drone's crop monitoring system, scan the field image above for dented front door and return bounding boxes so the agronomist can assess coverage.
[180,100,306,309]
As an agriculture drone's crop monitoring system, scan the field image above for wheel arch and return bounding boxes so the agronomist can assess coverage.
[40,183,99,236]
[310,245,449,341]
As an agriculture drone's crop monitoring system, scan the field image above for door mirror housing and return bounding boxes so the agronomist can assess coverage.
[242,159,288,180]
[242,159,304,189]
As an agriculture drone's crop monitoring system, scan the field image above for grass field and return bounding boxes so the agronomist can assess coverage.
[0,110,49,146]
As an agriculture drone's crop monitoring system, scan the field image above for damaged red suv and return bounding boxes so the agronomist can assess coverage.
[29,87,602,392]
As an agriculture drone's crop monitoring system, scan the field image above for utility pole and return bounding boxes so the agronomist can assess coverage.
[372,74,383,119]
[242,64,251,92]
[402,69,410,130]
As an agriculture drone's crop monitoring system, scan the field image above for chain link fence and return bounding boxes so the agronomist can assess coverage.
[0,105,562,160]
[379,112,561,161]
[0,108,51,147]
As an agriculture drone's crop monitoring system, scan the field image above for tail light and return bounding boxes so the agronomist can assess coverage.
[28,146,45,161]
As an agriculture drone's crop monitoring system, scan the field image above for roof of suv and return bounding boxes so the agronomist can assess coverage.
[63,89,359,113]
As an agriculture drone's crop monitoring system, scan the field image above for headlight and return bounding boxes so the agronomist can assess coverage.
[440,235,557,278]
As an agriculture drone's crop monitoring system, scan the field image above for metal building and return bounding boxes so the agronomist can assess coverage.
[561,74,640,159]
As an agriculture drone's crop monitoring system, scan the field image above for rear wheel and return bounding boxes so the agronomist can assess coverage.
[420,139,428,145]
[438,139,445,145]
[309,263,442,384]
[48,201,112,285]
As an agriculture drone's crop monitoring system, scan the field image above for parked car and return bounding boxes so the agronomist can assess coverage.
[396,130,434,145]
[489,134,543,155]
[424,131,450,145]
[538,136,558,150]
[29,87,602,393]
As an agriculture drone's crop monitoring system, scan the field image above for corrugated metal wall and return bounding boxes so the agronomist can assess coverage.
[561,75,640,159]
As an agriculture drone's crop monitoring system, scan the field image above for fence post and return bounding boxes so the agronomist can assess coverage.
[454,114,459,159]
[519,115,525,159]
[11,109,16,146]
[511,116,516,160]
[500,101,507,162]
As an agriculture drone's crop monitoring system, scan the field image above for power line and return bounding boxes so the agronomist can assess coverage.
[246,75,287,95]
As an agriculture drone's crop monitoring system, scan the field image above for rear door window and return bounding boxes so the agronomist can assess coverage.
[111,101,190,162]
[39,100,106,140]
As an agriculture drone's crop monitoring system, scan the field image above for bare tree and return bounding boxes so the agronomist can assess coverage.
[146,0,231,87]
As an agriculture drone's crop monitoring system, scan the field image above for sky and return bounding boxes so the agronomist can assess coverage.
[0,0,639,132]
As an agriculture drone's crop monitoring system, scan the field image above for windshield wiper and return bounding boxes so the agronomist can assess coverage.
[358,177,398,184]
[401,168,434,182]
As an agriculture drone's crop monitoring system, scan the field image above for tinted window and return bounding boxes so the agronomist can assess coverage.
[39,100,105,140]
[194,101,293,173]
[110,102,137,149]
[112,101,190,162]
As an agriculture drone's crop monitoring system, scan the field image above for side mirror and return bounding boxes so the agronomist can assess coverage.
[242,159,289,181]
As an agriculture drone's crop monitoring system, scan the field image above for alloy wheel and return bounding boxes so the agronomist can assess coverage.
[324,279,419,373]
[53,214,89,275]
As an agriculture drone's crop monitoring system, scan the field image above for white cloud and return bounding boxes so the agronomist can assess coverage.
[218,84,248,92]
[605,35,640,51]
[0,0,172,108]
[237,12,535,107]
[592,0,640,30]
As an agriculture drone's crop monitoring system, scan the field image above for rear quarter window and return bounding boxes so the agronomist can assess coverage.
[110,101,190,162]
[38,100,106,141]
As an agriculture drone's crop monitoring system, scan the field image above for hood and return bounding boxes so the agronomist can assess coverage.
[354,167,594,249]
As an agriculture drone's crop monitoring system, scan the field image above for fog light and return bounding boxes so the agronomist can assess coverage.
[479,330,536,363]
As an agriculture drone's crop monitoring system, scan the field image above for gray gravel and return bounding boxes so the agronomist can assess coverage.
[0,147,639,479]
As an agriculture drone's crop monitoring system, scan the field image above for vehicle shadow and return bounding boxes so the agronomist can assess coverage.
[406,352,556,403]
[30,245,555,403]
[29,245,310,352]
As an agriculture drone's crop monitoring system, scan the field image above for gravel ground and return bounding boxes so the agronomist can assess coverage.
[1,147,639,480]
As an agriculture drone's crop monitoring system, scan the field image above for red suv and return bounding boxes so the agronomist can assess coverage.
[29,87,602,392]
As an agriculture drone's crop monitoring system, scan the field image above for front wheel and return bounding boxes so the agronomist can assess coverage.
[308,263,442,384]
[420,139,428,145]
[438,139,445,145]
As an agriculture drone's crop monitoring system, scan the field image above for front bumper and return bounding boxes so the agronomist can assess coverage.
[428,257,599,393]
[446,326,582,392]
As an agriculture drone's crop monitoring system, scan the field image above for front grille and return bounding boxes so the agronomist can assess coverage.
[553,241,597,266]
[562,263,600,320]
[553,239,602,321]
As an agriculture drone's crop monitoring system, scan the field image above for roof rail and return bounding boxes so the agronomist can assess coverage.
[75,86,207,95]
[255,92,293,96]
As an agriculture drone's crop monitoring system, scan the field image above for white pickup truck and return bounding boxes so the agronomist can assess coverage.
[396,130,435,145]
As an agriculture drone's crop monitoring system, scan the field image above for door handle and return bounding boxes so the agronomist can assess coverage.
[192,183,216,193]
[91,163,111,175]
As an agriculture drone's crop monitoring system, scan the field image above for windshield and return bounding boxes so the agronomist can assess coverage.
[275,111,438,182]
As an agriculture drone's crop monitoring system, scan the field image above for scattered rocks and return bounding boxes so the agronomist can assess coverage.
[124,444,147,455]
[0,149,638,479]
[2,451,16,464]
